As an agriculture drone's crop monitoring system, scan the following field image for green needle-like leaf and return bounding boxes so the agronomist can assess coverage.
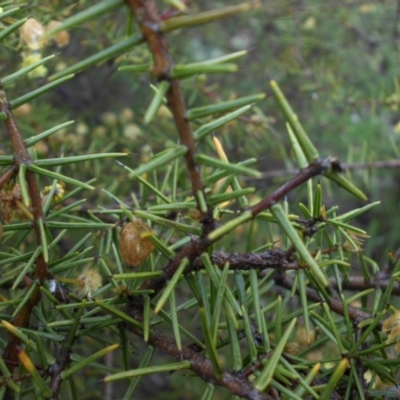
[34,153,127,166]
[154,258,189,313]
[200,307,223,378]
[1,55,55,86]
[324,169,368,202]
[270,80,319,162]
[271,203,328,287]
[105,360,191,382]
[12,248,41,290]
[95,300,143,329]
[287,123,307,169]
[124,146,187,177]
[18,350,53,398]
[169,290,182,350]
[10,75,75,109]
[172,63,237,78]
[0,357,20,393]
[65,300,87,350]
[255,318,297,391]
[194,105,252,140]
[160,3,255,32]
[0,7,20,21]
[49,34,142,81]
[28,164,95,190]
[208,210,252,242]
[320,358,350,400]
[37,218,49,263]
[25,121,75,146]
[0,18,27,41]
[17,164,29,207]
[46,0,124,35]
[333,201,380,223]
[144,81,170,124]
[196,154,261,177]
[313,182,323,219]
[61,344,120,380]
[187,93,265,120]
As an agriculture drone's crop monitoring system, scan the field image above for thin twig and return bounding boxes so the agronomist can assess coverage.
[249,157,331,216]
[125,0,213,225]
[330,274,400,296]
[255,159,400,180]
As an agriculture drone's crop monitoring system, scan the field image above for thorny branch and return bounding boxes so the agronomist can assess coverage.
[125,0,213,226]
[0,85,51,390]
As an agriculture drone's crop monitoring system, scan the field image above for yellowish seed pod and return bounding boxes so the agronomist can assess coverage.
[119,220,155,267]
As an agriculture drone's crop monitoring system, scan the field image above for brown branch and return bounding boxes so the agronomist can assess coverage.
[330,275,400,296]
[256,159,400,180]
[275,274,377,325]
[193,249,288,271]
[125,0,212,224]
[250,157,331,216]
[0,85,51,389]
[127,324,274,400]
[348,25,379,49]
[48,347,71,400]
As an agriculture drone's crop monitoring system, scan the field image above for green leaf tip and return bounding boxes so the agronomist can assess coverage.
[160,3,258,32]
[187,93,265,120]
[325,169,368,202]
[270,80,319,163]
[45,0,125,36]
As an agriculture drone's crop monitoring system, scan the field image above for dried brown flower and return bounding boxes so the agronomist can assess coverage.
[0,183,32,223]
[382,310,400,352]
[119,219,155,267]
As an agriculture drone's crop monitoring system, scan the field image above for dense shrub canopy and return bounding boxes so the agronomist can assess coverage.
[0,1,399,399]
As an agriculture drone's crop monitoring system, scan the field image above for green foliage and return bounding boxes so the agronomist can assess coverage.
[0,1,400,400]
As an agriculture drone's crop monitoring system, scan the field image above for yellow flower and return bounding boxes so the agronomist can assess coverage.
[382,310,400,352]
[20,53,48,79]
[75,269,102,297]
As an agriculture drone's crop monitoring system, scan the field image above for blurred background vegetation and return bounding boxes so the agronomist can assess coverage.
[1,1,400,398]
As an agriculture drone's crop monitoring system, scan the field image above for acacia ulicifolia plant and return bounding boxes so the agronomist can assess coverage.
[0,1,399,399]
